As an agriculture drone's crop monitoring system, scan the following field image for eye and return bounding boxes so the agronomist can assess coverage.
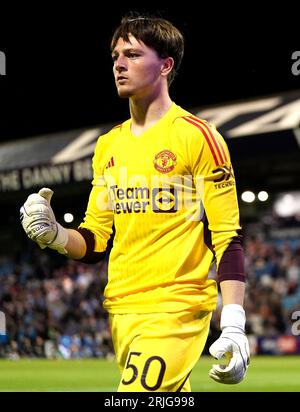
[128,52,140,59]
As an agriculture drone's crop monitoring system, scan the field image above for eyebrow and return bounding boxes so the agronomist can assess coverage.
[111,46,143,57]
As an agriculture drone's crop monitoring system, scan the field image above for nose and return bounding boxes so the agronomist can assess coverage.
[114,55,127,73]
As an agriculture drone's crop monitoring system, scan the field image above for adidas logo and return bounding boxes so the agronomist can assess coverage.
[105,156,115,169]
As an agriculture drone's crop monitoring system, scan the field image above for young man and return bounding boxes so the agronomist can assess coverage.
[20,14,250,391]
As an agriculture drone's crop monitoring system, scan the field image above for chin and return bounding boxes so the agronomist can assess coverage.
[117,88,134,98]
[116,83,137,98]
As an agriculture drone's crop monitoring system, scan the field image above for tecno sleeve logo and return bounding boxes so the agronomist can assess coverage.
[212,165,234,182]
[152,188,178,213]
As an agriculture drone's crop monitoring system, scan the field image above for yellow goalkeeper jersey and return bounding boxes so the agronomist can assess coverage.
[79,102,243,314]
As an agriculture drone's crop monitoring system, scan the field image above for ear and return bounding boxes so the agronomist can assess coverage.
[161,57,174,78]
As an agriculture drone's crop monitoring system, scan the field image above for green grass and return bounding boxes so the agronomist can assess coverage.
[0,356,299,392]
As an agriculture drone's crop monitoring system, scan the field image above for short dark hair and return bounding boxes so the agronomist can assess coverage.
[111,13,184,86]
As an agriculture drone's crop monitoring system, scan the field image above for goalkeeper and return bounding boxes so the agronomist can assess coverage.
[20,12,250,391]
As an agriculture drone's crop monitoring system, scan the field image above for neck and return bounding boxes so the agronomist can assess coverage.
[129,89,173,129]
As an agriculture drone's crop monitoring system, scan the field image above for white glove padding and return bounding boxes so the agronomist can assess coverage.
[20,187,68,255]
[209,304,250,384]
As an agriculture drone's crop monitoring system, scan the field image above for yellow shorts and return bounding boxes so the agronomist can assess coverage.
[109,310,212,392]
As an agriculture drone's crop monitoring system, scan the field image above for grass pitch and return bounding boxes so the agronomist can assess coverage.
[0,356,299,392]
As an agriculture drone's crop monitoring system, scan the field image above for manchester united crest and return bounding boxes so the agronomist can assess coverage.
[153,150,177,174]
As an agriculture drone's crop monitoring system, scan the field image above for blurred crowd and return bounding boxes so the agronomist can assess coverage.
[0,247,114,360]
[211,234,300,343]
[0,232,300,359]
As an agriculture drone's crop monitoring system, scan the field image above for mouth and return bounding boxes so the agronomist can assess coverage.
[117,76,128,83]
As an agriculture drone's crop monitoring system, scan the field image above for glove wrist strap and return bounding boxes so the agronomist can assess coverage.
[48,223,69,255]
[220,304,246,332]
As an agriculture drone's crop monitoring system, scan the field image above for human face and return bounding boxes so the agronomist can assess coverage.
[112,34,166,99]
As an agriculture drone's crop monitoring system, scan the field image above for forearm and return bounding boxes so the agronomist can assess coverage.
[64,228,87,260]
[220,280,245,306]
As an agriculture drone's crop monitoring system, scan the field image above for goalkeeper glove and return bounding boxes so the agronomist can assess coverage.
[209,304,250,384]
[20,187,68,255]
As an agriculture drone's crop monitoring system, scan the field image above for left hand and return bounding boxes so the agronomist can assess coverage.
[208,304,250,384]
[209,326,250,384]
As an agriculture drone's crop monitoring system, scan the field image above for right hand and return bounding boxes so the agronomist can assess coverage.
[20,187,68,254]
